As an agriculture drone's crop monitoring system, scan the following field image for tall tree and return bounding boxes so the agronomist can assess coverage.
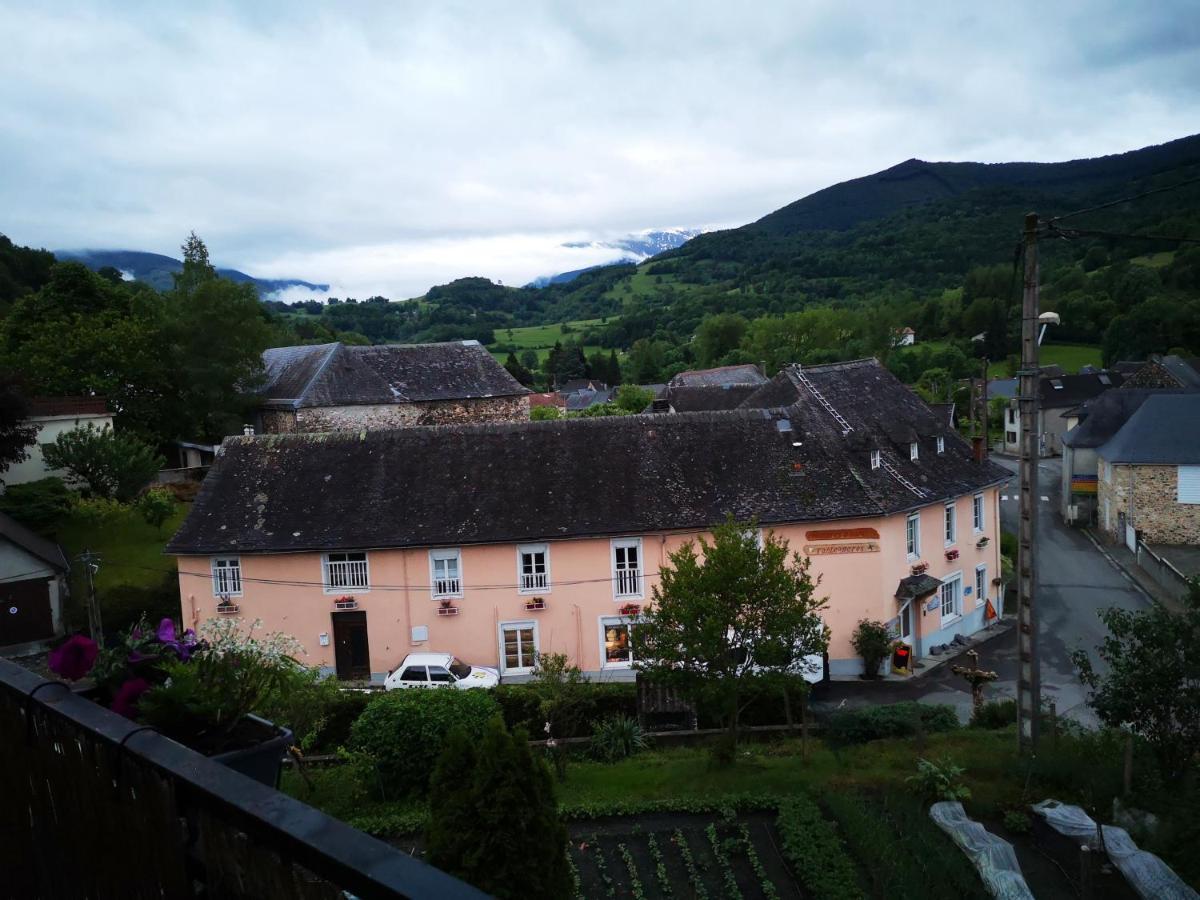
[174,230,217,297]
[43,424,164,502]
[503,352,533,387]
[694,313,748,367]
[0,375,38,484]
[630,518,827,761]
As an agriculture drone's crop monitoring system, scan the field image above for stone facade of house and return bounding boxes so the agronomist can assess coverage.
[1098,463,1200,545]
[271,395,531,433]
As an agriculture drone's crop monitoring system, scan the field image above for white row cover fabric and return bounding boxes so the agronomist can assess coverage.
[1032,799,1198,900]
[930,801,1034,900]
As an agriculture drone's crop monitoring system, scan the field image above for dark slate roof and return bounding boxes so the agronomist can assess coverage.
[986,378,1018,400]
[0,511,68,571]
[1038,372,1123,409]
[170,358,1007,555]
[895,573,942,602]
[564,388,614,411]
[669,365,767,388]
[928,403,955,428]
[1063,389,1194,449]
[1098,394,1200,464]
[258,341,529,408]
[1161,355,1200,389]
[667,384,763,413]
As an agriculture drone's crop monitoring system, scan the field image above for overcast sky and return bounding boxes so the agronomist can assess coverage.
[2,1,1198,299]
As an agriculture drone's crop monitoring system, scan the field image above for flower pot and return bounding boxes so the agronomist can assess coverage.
[210,714,293,788]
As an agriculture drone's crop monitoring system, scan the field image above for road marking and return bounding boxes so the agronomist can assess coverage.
[1001,495,1009,501]
[1041,496,1049,502]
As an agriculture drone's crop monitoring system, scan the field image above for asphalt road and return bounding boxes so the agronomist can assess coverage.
[814,455,1153,725]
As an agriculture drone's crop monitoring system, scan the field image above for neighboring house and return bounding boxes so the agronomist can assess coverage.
[528,392,566,411]
[1120,354,1200,390]
[0,512,69,650]
[654,364,768,413]
[169,358,1006,681]
[1060,389,1194,525]
[254,340,530,434]
[893,327,916,347]
[1002,371,1124,457]
[4,397,112,488]
[564,386,615,412]
[1096,394,1200,549]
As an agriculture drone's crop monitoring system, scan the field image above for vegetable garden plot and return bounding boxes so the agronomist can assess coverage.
[569,816,803,900]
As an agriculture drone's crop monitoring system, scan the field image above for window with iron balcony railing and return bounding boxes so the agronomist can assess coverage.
[323,553,369,592]
[615,567,642,598]
[434,575,462,597]
[520,571,549,592]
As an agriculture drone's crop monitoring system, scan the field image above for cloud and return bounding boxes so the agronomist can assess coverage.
[1,0,1198,298]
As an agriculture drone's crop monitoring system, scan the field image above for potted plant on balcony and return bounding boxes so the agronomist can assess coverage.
[48,617,298,786]
[524,596,547,611]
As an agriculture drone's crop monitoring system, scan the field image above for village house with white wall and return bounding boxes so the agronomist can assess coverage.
[2,397,112,487]
[169,359,1007,682]
[252,339,530,434]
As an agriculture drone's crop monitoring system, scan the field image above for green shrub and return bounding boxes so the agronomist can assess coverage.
[970,699,1016,729]
[255,669,370,753]
[1000,530,1017,561]
[588,715,648,762]
[776,795,864,900]
[851,619,892,677]
[907,756,972,803]
[1003,809,1032,834]
[697,675,810,729]
[100,572,181,637]
[825,702,959,747]
[349,688,501,798]
[0,477,74,534]
[494,682,636,738]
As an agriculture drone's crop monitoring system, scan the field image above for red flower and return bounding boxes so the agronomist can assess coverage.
[48,634,99,681]
[111,678,151,719]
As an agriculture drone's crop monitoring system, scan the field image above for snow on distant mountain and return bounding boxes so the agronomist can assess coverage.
[529,228,700,286]
[54,249,328,297]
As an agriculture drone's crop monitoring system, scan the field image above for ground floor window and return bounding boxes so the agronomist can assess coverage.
[975,565,987,609]
[499,621,538,675]
[940,573,962,621]
[599,616,634,667]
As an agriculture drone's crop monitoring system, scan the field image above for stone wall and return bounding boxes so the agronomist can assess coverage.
[1099,462,1200,545]
[286,395,530,433]
[259,409,298,434]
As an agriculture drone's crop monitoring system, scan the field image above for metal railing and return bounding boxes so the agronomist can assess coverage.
[615,568,642,597]
[520,571,549,592]
[0,658,487,899]
[325,558,370,591]
[434,576,462,597]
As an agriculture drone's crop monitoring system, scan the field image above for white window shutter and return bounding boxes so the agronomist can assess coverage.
[1178,466,1200,504]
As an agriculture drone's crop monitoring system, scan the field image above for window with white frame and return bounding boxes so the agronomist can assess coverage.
[975,565,987,607]
[430,549,462,598]
[973,493,985,532]
[518,544,550,593]
[600,616,634,667]
[323,551,369,592]
[910,441,919,461]
[940,573,961,620]
[1178,466,1200,504]
[944,502,956,545]
[612,538,643,599]
[870,449,881,470]
[906,512,920,559]
[499,622,538,674]
[936,436,945,454]
[211,557,242,596]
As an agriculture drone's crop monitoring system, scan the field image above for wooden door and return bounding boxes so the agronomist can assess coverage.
[331,611,370,680]
[0,578,54,646]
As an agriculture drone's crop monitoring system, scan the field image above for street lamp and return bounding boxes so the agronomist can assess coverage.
[1037,311,1060,347]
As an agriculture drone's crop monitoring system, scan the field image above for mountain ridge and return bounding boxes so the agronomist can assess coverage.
[53,248,328,296]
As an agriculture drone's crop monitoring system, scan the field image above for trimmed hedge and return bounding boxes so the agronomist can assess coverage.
[776,796,864,900]
[494,682,636,738]
[349,688,500,797]
[824,702,959,747]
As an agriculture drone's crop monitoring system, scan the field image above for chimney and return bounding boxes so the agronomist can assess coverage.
[971,436,985,463]
[243,424,255,437]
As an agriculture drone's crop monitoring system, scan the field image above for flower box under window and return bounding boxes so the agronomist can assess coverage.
[333,596,358,610]
[945,549,960,561]
[437,600,460,617]
[618,602,641,616]
[975,537,990,549]
[216,600,240,615]
[524,597,547,611]
[910,561,929,575]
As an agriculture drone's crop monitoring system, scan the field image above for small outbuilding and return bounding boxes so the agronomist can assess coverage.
[0,512,69,650]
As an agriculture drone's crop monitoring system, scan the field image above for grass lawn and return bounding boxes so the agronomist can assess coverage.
[488,317,614,365]
[986,343,1102,378]
[1130,251,1175,268]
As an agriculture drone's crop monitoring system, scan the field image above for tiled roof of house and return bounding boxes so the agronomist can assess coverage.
[1038,372,1123,409]
[27,397,109,418]
[667,384,763,412]
[169,358,1007,556]
[1098,394,1200,465]
[0,511,68,571]
[1063,388,1194,449]
[258,341,529,409]
[669,364,767,388]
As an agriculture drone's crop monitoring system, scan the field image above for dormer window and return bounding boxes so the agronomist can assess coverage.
[936,436,945,455]
[1050,379,1064,390]
[870,450,881,470]
[910,442,919,461]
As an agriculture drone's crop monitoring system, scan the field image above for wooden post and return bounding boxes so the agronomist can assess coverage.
[1017,212,1042,756]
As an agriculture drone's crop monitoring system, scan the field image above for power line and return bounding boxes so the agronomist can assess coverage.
[1043,223,1200,246]
[1046,173,1200,224]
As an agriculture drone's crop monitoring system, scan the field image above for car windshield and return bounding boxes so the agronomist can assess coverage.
[448,658,472,679]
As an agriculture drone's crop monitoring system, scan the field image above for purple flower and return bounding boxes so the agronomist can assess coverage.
[111,678,151,719]
[48,635,99,681]
[156,618,177,644]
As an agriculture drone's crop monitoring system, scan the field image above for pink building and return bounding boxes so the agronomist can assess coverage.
[169,360,1006,681]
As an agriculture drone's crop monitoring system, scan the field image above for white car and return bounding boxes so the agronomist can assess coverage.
[384,652,500,691]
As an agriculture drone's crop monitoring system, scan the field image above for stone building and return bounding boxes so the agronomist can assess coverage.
[253,340,530,434]
[1096,394,1200,548]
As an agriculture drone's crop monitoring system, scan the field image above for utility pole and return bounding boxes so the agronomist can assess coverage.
[78,550,103,646]
[1017,212,1041,754]
[981,357,990,457]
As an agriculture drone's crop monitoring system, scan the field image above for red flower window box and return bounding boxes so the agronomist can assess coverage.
[619,603,642,616]
[216,601,240,615]
[910,561,929,576]
[524,598,547,611]
[333,596,358,610]
[945,548,960,561]
[437,605,460,617]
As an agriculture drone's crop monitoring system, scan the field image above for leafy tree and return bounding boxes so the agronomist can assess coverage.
[42,424,164,502]
[503,352,533,386]
[518,348,539,372]
[1071,583,1200,781]
[0,375,38,483]
[0,477,74,534]
[630,518,827,761]
[426,719,571,900]
[627,338,669,382]
[136,487,176,535]
[614,384,654,413]
[173,230,216,297]
[694,313,748,366]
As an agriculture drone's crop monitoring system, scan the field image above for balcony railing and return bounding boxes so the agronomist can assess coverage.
[520,572,549,592]
[615,568,642,597]
[325,559,369,591]
[433,576,461,597]
[0,658,485,899]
